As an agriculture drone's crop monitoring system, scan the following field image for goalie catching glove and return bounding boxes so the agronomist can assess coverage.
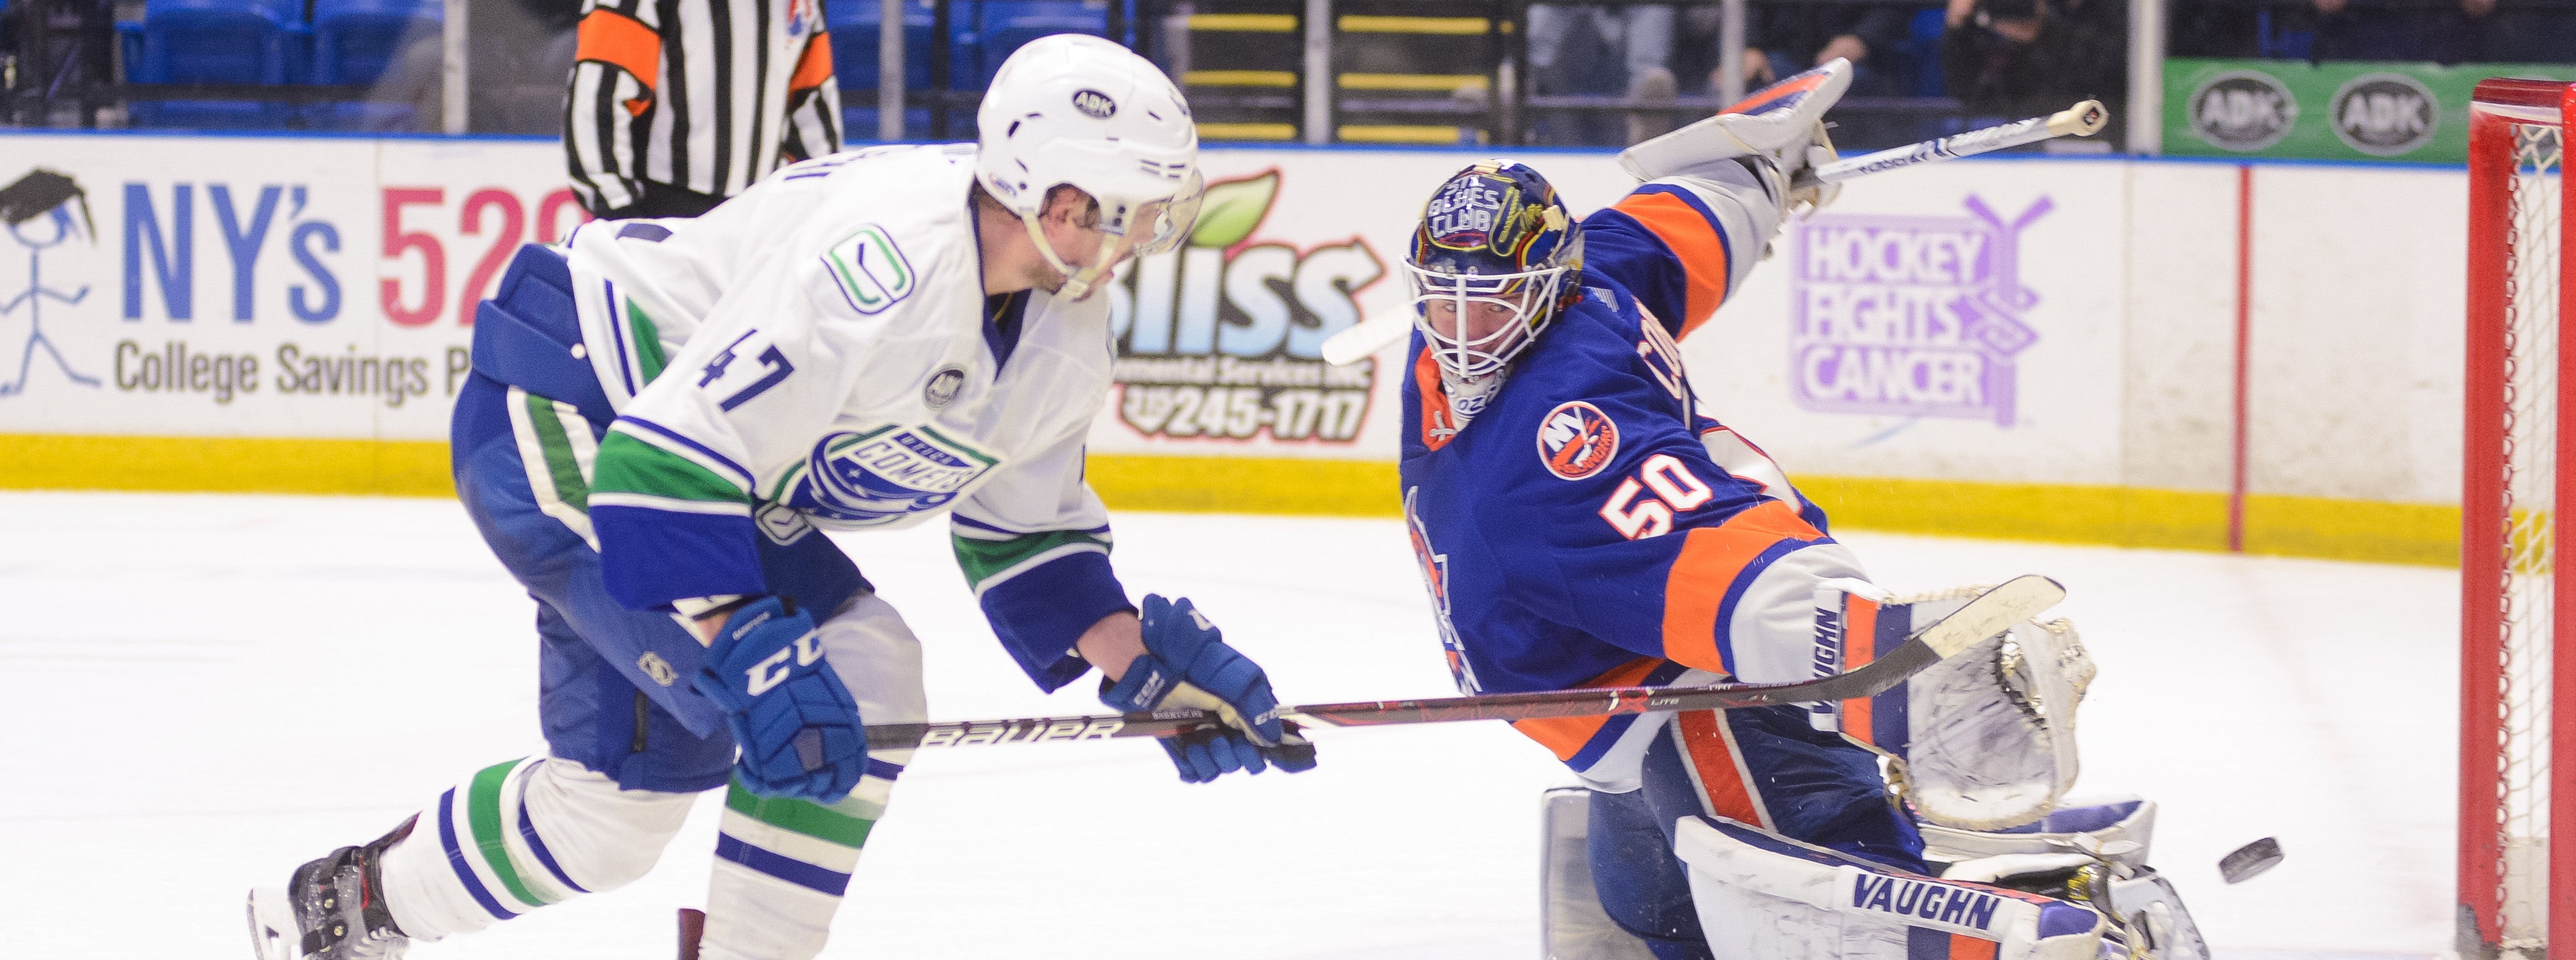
[1619,57,1852,219]
[1100,594,1319,783]
[694,596,872,802]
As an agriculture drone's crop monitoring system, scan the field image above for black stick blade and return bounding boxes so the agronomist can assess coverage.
[2218,836,2284,884]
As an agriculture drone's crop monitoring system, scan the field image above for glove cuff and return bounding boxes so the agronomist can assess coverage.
[1097,655,1173,712]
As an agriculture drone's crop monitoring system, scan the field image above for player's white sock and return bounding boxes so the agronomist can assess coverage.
[375,755,695,940]
[699,768,898,960]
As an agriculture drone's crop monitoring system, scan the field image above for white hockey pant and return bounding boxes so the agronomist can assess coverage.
[374,592,929,960]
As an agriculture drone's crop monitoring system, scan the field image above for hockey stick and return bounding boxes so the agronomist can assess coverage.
[1316,101,2109,367]
[866,574,2065,750]
[1809,99,2108,183]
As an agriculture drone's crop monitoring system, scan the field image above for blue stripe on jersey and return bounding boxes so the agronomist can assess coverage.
[977,548,1133,692]
[592,505,768,610]
[714,833,854,895]
[1906,926,1953,959]
[616,414,755,489]
[1870,606,1913,756]
[437,788,519,921]
[603,280,639,395]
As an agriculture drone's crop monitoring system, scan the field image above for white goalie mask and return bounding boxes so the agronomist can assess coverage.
[1403,161,1584,382]
[974,34,1204,300]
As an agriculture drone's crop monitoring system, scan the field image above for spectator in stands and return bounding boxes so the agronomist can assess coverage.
[2307,0,2473,62]
[1527,2,1680,144]
[564,0,841,218]
[1940,0,2123,120]
[468,0,581,133]
[1723,3,1913,98]
[2466,0,2576,63]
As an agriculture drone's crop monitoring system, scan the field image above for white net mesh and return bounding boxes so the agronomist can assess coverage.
[2498,119,2560,952]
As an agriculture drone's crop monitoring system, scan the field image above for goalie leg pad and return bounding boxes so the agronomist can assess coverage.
[1919,800,2208,960]
[1673,815,2109,960]
[1541,787,1663,960]
[1564,704,1930,958]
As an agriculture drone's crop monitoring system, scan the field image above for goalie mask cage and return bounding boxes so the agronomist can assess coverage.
[2467,76,2576,959]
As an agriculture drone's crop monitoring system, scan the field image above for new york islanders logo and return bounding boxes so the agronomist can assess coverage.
[1537,401,1619,480]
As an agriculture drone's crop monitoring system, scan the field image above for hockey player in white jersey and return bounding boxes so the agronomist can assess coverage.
[246,35,1314,960]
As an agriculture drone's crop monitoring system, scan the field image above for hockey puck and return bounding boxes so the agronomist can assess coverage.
[2218,837,2284,884]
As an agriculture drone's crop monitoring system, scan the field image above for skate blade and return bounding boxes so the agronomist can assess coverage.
[246,887,300,960]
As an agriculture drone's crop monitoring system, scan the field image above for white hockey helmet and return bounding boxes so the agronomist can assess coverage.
[975,34,1203,300]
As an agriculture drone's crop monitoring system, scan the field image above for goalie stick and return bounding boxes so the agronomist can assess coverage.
[865,574,2066,750]
[1316,101,2109,368]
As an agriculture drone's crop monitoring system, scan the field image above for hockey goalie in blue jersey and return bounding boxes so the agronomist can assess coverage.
[1395,62,2210,960]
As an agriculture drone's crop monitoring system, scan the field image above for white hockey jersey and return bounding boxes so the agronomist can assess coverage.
[560,143,1128,690]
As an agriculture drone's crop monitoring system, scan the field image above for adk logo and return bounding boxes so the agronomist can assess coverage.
[2190,70,2299,152]
[2331,72,2437,157]
[1788,195,2050,427]
[1110,170,1385,443]
[0,168,99,397]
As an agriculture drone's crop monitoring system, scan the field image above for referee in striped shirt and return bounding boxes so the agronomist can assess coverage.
[564,0,843,219]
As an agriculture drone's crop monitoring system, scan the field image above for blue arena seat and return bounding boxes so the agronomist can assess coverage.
[305,0,440,129]
[961,1,1100,88]
[1903,7,1945,98]
[311,0,439,85]
[829,0,937,92]
[128,0,299,129]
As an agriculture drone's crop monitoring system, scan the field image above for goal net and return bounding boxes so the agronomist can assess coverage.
[2465,77,2576,959]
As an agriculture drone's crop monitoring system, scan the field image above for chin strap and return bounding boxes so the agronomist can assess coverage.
[1021,212,1127,302]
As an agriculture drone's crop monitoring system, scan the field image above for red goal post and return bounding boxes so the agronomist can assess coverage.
[2465,76,2576,959]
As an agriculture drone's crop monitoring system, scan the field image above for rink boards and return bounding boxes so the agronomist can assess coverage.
[0,132,2465,563]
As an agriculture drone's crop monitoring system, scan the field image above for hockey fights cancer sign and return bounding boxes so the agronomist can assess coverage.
[1105,170,1385,444]
[1785,195,2050,427]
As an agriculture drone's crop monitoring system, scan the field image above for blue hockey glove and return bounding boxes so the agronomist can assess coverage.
[1100,594,1319,783]
[692,596,870,801]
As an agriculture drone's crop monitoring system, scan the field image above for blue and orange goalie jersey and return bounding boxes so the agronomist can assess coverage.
[1398,172,1874,781]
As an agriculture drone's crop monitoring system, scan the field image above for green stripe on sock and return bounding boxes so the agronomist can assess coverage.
[467,759,550,908]
[725,779,876,847]
[522,394,590,511]
[952,528,1110,589]
[626,302,667,384]
[592,431,746,505]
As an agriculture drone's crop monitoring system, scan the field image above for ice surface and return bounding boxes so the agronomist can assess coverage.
[0,492,2455,959]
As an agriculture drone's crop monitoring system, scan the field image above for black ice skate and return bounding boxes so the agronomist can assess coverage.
[246,816,414,960]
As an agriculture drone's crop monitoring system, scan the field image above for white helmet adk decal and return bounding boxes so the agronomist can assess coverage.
[975,34,1203,300]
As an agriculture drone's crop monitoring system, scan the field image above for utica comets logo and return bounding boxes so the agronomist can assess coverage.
[783,423,1000,529]
[1537,400,1619,480]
